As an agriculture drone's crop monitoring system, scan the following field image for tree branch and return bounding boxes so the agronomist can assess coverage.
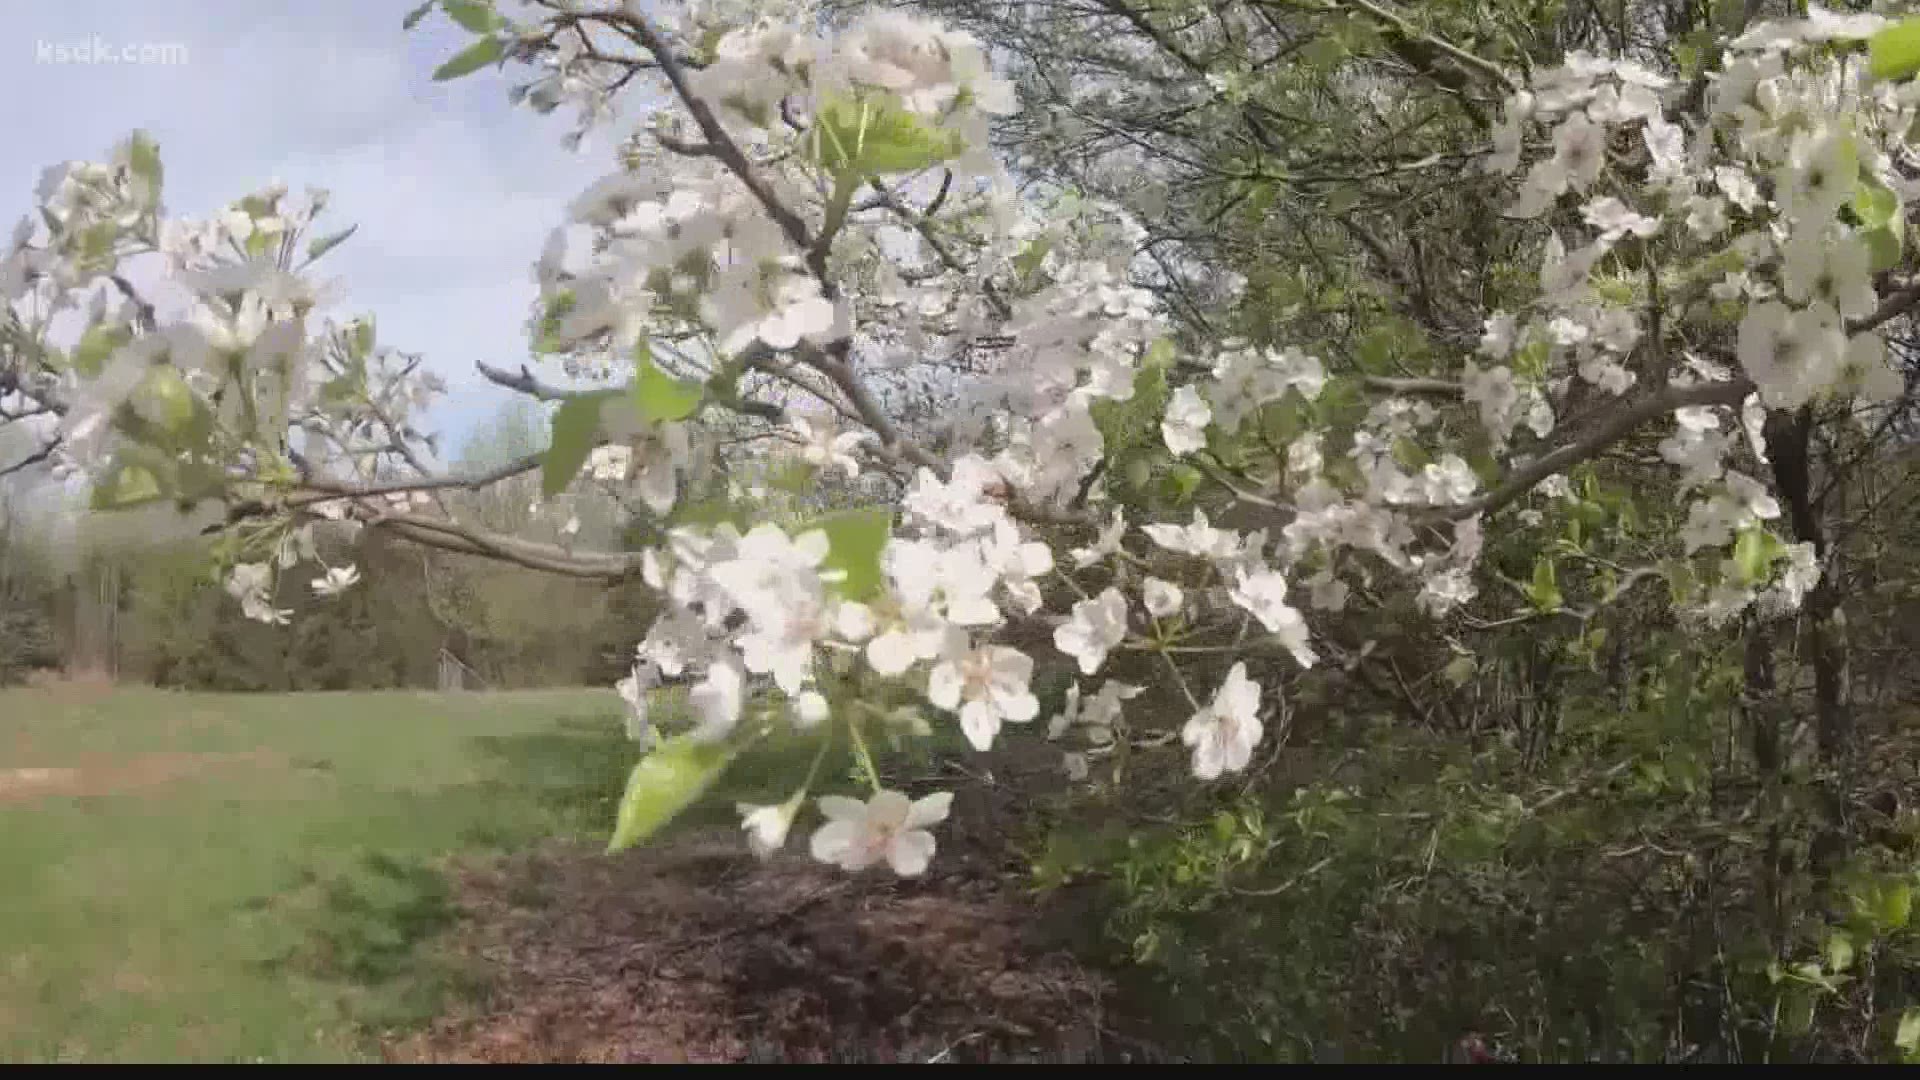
[1453,378,1754,520]
[369,509,643,581]
[0,437,58,478]
[476,357,783,421]
[610,2,816,257]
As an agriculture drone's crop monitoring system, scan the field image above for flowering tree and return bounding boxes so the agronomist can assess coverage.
[3,0,1919,905]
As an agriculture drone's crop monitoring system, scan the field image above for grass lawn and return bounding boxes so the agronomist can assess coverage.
[0,686,644,1063]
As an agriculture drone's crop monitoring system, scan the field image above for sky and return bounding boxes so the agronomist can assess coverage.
[0,0,615,457]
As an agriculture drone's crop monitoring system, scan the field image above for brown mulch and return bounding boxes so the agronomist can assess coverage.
[383,792,1137,1063]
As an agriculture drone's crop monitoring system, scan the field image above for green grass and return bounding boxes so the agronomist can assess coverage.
[0,687,640,1063]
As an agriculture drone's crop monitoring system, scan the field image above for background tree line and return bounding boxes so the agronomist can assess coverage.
[0,399,657,690]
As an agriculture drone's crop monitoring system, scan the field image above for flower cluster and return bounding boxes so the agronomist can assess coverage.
[18,2,1916,878]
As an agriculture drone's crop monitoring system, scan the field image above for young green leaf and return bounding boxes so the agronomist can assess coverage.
[351,317,376,358]
[542,391,617,497]
[432,35,504,81]
[1732,527,1784,585]
[123,130,163,188]
[809,97,961,176]
[305,224,359,263]
[1866,223,1904,273]
[1165,463,1203,504]
[1826,929,1856,974]
[134,367,197,436]
[1853,177,1900,229]
[402,0,436,30]
[90,456,166,510]
[320,375,360,405]
[632,346,705,423]
[532,290,576,354]
[1897,1007,1920,1054]
[607,736,736,852]
[1882,882,1913,931]
[1528,556,1563,613]
[811,508,893,601]
[1012,237,1052,280]
[442,0,502,34]
[72,324,129,378]
[1869,17,1920,82]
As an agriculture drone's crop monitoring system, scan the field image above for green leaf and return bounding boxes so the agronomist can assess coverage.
[72,324,129,378]
[1854,177,1900,229]
[123,130,162,189]
[1869,18,1920,82]
[90,457,165,510]
[1826,930,1856,974]
[542,391,617,497]
[1882,882,1913,931]
[809,96,960,176]
[533,290,576,354]
[1165,463,1203,504]
[305,224,358,263]
[632,345,704,423]
[442,0,501,33]
[320,375,360,405]
[432,35,504,81]
[134,367,197,435]
[1012,238,1051,280]
[402,0,435,30]
[607,736,735,853]
[1897,1007,1920,1052]
[351,317,376,358]
[1732,527,1785,585]
[811,508,892,602]
[78,221,119,269]
[1853,175,1905,270]
[1865,224,1904,273]
[1528,556,1563,613]
[1390,436,1431,471]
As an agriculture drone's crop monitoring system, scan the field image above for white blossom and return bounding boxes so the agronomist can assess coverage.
[688,658,746,742]
[789,415,866,478]
[1161,384,1212,455]
[1142,578,1184,619]
[738,799,799,860]
[1069,509,1127,567]
[1182,662,1265,780]
[927,635,1040,750]
[1228,568,1316,669]
[310,564,360,598]
[1054,587,1128,675]
[809,789,952,876]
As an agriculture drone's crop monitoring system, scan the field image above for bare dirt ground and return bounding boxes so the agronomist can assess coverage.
[384,782,1150,1064]
[0,751,279,803]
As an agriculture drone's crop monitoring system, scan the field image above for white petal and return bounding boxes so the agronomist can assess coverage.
[959,700,999,750]
[886,830,936,877]
[906,791,953,829]
[817,795,867,822]
[809,819,860,865]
